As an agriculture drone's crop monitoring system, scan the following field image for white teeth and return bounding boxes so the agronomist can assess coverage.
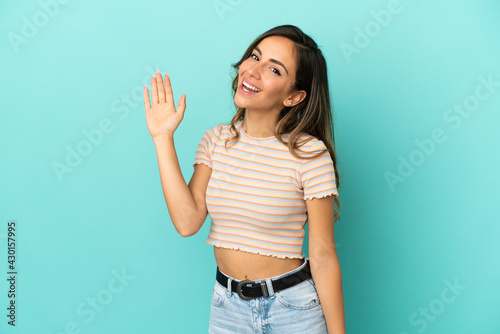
[242,80,260,92]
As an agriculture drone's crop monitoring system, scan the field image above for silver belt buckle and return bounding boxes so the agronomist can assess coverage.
[236,280,269,300]
[236,280,254,300]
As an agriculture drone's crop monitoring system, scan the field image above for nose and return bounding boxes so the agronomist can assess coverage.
[246,61,264,79]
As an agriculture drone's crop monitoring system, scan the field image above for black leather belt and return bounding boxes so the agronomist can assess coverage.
[216,260,311,301]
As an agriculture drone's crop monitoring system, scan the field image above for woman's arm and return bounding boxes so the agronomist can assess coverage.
[152,136,211,236]
[144,71,211,237]
[307,195,346,334]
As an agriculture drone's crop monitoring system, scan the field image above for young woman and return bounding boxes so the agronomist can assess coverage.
[143,25,345,334]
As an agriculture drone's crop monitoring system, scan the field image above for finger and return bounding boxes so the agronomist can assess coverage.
[164,73,174,105]
[151,75,158,104]
[177,93,187,119]
[156,70,166,103]
[143,85,151,111]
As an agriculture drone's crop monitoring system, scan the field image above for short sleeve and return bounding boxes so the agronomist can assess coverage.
[299,140,338,200]
[193,127,216,169]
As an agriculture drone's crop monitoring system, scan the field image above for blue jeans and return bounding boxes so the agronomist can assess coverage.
[208,257,329,334]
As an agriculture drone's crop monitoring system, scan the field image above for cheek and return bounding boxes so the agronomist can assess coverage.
[239,60,252,74]
[262,78,287,96]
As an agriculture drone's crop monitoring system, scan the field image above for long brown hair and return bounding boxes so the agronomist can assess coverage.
[224,24,341,223]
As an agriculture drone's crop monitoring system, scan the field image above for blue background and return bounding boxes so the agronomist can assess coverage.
[1,0,499,333]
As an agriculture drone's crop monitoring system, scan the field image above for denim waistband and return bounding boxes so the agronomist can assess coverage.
[217,257,309,299]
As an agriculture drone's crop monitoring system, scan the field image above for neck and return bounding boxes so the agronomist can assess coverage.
[242,108,280,138]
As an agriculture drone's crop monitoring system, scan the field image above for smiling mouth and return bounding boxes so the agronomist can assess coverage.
[241,79,261,93]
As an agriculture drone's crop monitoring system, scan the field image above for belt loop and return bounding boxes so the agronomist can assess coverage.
[226,277,233,297]
[265,278,275,298]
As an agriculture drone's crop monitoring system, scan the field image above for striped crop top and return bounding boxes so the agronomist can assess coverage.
[192,119,338,259]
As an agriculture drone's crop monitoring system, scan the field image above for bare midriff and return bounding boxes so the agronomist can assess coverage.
[214,246,305,281]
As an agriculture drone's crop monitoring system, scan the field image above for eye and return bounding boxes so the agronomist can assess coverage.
[248,53,281,76]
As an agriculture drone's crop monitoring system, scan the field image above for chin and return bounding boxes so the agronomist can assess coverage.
[233,95,246,109]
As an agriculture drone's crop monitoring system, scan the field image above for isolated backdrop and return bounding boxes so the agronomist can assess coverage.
[1,0,499,333]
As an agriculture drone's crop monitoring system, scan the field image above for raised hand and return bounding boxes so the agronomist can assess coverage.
[143,70,186,139]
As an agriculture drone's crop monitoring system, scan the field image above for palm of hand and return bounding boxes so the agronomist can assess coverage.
[143,71,186,138]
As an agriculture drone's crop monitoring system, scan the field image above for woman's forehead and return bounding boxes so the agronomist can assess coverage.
[255,36,297,73]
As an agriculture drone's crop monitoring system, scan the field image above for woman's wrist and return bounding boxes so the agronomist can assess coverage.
[152,133,174,146]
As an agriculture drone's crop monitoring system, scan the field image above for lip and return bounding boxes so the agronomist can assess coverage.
[242,77,261,91]
[239,77,261,95]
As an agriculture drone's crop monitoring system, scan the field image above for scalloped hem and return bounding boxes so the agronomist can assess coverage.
[193,161,212,169]
[207,241,305,260]
[304,192,338,201]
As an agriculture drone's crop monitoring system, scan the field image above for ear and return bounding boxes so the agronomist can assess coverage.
[283,90,307,107]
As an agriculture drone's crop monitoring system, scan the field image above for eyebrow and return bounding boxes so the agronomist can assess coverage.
[254,46,289,75]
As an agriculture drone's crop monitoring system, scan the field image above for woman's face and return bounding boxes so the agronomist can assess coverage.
[234,35,304,113]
